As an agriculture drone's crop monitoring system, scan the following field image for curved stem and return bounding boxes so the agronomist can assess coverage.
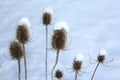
[23,44,27,80]
[45,26,48,80]
[75,72,77,80]
[91,62,100,80]
[18,59,21,80]
[51,50,59,80]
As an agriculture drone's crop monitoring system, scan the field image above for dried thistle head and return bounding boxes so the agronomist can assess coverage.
[52,29,66,51]
[97,55,105,63]
[16,25,30,44]
[55,69,63,79]
[73,60,82,73]
[42,12,51,26]
[9,40,23,60]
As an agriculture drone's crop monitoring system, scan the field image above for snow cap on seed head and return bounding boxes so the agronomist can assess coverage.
[75,53,84,61]
[17,17,32,44]
[18,17,30,28]
[18,17,32,34]
[99,48,107,56]
[44,7,53,15]
[54,21,69,32]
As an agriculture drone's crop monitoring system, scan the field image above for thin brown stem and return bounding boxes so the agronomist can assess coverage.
[91,62,100,80]
[45,26,48,80]
[75,72,77,80]
[51,50,59,80]
[23,44,27,80]
[18,59,21,80]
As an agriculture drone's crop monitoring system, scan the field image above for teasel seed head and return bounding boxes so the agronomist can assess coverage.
[97,49,107,63]
[42,7,53,26]
[73,60,82,73]
[73,53,83,73]
[97,55,105,63]
[52,29,66,51]
[16,25,30,44]
[9,40,23,60]
[43,13,51,26]
[55,69,63,79]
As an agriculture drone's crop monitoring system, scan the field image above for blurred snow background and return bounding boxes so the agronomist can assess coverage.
[0,0,120,80]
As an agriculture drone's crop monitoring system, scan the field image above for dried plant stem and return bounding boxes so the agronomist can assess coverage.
[45,26,48,80]
[51,50,59,80]
[75,72,77,80]
[23,44,27,80]
[18,59,21,80]
[91,62,100,80]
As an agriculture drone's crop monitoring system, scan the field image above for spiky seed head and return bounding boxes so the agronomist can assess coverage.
[16,25,30,44]
[98,55,105,63]
[52,29,66,51]
[73,60,82,73]
[42,12,51,26]
[9,40,23,60]
[55,69,63,79]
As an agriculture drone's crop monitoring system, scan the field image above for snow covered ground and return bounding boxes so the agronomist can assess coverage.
[0,0,120,80]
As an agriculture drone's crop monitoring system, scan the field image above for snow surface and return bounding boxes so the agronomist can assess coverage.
[0,0,120,80]
[54,21,69,32]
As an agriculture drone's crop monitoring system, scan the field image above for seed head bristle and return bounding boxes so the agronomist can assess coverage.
[98,55,105,63]
[9,41,23,60]
[55,69,63,79]
[52,29,66,51]
[73,60,82,73]
[16,25,30,44]
[42,12,51,26]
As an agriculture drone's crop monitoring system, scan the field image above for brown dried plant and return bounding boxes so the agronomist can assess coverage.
[51,29,67,80]
[9,40,23,80]
[16,24,30,80]
[42,11,52,80]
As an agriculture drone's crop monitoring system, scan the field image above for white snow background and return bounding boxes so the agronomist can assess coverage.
[0,0,120,80]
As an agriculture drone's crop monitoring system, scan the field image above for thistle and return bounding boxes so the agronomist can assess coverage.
[42,7,53,80]
[16,17,31,80]
[91,49,107,80]
[51,21,69,80]
[73,53,83,80]
[9,40,23,80]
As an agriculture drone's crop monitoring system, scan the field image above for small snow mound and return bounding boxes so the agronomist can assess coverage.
[54,21,69,32]
[44,7,53,15]
[99,48,107,56]
[75,53,84,61]
[18,17,30,28]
